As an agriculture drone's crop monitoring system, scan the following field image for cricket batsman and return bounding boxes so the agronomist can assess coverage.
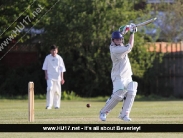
[99,23,138,121]
[42,45,66,109]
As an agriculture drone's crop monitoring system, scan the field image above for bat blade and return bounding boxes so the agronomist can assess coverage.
[136,18,157,27]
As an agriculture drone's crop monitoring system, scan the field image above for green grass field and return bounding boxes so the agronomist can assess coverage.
[0,99,183,138]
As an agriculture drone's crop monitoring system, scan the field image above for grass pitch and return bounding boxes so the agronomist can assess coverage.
[0,99,183,138]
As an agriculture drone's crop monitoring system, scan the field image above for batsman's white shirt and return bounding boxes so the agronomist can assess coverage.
[42,54,66,81]
[110,42,133,92]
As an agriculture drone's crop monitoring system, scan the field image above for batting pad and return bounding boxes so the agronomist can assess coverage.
[119,81,138,118]
[100,90,126,114]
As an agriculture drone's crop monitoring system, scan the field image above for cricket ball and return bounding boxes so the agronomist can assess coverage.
[86,103,91,108]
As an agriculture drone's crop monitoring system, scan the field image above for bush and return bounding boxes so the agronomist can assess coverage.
[61,91,78,100]
[0,63,46,97]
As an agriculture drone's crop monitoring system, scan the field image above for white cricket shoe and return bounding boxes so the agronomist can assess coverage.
[119,115,131,121]
[99,112,107,121]
[46,106,52,109]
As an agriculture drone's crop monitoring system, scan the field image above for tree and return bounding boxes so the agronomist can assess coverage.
[41,0,159,97]
[150,0,183,42]
[0,0,164,97]
[0,0,49,43]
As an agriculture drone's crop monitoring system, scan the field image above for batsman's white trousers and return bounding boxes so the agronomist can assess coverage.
[112,76,132,93]
[46,79,61,108]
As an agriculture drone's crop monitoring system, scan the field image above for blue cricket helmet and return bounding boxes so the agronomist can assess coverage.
[111,31,123,39]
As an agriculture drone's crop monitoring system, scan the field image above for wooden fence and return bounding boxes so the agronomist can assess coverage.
[147,41,183,97]
[0,43,39,68]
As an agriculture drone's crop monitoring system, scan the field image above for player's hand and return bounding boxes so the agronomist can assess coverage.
[130,23,137,34]
[119,25,130,35]
[61,79,65,85]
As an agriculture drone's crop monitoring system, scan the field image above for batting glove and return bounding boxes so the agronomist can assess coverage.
[119,25,130,35]
[130,23,137,34]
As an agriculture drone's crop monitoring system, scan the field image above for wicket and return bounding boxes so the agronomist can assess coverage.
[28,82,34,122]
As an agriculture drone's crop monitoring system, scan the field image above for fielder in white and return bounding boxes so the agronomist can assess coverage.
[42,45,66,109]
[99,23,138,121]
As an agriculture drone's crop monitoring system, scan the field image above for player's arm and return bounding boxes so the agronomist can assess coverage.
[42,56,48,80]
[128,23,137,47]
[60,57,66,85]
[121,23,137,55]
[61,72,65,85]
[128,33,134,49]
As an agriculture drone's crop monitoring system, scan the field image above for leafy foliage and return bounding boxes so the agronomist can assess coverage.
[40,0,160,97]
[0,0,51,42]
[150,0,183,42]
[0,63,46,97]
[0,0,166,97]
